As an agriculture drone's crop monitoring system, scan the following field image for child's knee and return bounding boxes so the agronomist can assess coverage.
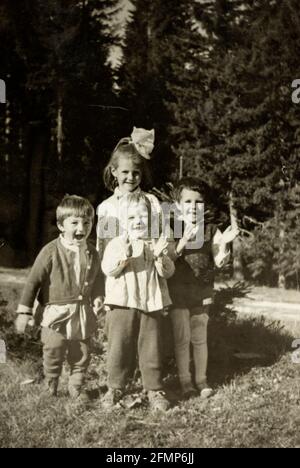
[191,309,209,327]
[190,313,209,344]
[41,327,65,348]
[68,340,91,369]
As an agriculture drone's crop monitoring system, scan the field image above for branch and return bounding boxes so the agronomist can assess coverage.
[88,105,128,111]
[243,215,264,227]
[239,228,255,239]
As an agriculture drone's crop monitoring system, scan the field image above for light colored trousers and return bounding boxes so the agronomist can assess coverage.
[170,306,209,387]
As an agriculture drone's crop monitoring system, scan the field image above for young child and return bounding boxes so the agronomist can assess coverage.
[168,178,239,399]
[101,192,175,411]
[15,195,104,399]
[96,127,161,260]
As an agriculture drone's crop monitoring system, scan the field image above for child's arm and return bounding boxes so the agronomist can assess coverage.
[15,314,33,334]
[96,201,116,261]
[96,202,107,261]
[155,255,175,279]
[153,236,175,279]
[212,226,239,268]
[15,245,51,333]
[90,258,106,314]
[93,297,104,315]
[101,237,131,278]
[169,224,199,259]
[96,237,105,261]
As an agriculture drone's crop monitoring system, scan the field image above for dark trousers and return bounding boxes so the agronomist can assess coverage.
[106,308,163,391]
[41,327,90,389]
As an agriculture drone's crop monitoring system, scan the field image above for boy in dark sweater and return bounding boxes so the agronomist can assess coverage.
[168,178,239,398]
[15,195,104,399]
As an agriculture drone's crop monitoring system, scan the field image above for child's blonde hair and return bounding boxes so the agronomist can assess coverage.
[120,192,152,215]
[119,192,158,239]
[56,195,95,225]
[103,139,152,192]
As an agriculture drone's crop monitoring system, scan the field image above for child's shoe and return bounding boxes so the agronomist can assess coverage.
[46,378,59,396]
[181,382,198,400]
[68,383,90,403]
[102,388,124,409]
[196,381,213,399]
[65,388,90,416]
[148,390,170,412]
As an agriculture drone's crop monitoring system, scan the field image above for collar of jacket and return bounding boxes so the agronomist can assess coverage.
[114,186,142,200]
[59,235,88,253]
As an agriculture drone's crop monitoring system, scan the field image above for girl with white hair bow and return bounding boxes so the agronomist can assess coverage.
[96,127,162,260]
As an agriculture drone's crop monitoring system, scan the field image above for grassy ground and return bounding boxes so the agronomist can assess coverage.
[215,279,300,304]
[0,282,299,448]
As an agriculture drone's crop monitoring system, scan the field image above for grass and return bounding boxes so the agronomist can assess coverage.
[0,282,299,448]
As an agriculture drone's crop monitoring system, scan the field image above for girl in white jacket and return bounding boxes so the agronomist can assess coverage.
[101,192,174,411]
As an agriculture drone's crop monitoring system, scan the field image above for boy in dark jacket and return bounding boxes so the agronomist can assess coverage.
[168,178,238,398]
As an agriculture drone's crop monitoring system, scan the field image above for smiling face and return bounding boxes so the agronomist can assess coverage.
[111,156,142,194]
[122,202,149,240]
[58,215,93,246]
[179,188,204,225]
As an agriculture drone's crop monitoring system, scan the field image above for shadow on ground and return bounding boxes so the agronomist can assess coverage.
[0,283,294,405]
[208,282,293,386]
[162,282,293,401]
[0,290,44,379]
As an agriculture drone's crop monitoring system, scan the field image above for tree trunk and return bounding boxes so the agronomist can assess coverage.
[25,123,49,263]
[57,88,63,160]
[179,154,184,178]
[277,181,287,290]
[4,99,10,170]
[278,223,286,289]
[229,191,244,281]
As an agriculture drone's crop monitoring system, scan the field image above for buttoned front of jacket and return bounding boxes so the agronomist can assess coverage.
[19,238,104,309]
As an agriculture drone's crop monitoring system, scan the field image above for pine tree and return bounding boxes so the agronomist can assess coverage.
[0,0,29,262]
[118,0,196,184]
[0,0,120,262]
[167,0,300,285]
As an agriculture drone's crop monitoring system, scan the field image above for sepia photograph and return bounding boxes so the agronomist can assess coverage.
[0,0,300,450]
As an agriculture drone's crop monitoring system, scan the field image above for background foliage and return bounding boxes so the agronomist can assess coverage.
[1,0,300,287]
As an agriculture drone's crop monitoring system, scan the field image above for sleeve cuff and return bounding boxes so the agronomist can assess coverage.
[17,305,33,315]
[214,244,230,268]
[154,249,169,261]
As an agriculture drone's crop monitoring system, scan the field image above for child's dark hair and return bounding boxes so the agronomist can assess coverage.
[172,177,210,202]
[56,195,95,225]
[103,139,152,192]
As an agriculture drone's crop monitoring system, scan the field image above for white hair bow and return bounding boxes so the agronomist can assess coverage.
[113,127,155,160]
[130,127,155,160]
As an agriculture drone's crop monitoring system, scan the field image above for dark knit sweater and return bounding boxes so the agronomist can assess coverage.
[168,224,218,308]
[20,238,104,308]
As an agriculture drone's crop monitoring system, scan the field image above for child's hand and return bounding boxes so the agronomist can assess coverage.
[15,314,32,334]
[124,235,133,258]
[175,224,200,256]
[93,297,104,315]
[183,224,199,242]
[153,236,169,258]
[222,225,240,244]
